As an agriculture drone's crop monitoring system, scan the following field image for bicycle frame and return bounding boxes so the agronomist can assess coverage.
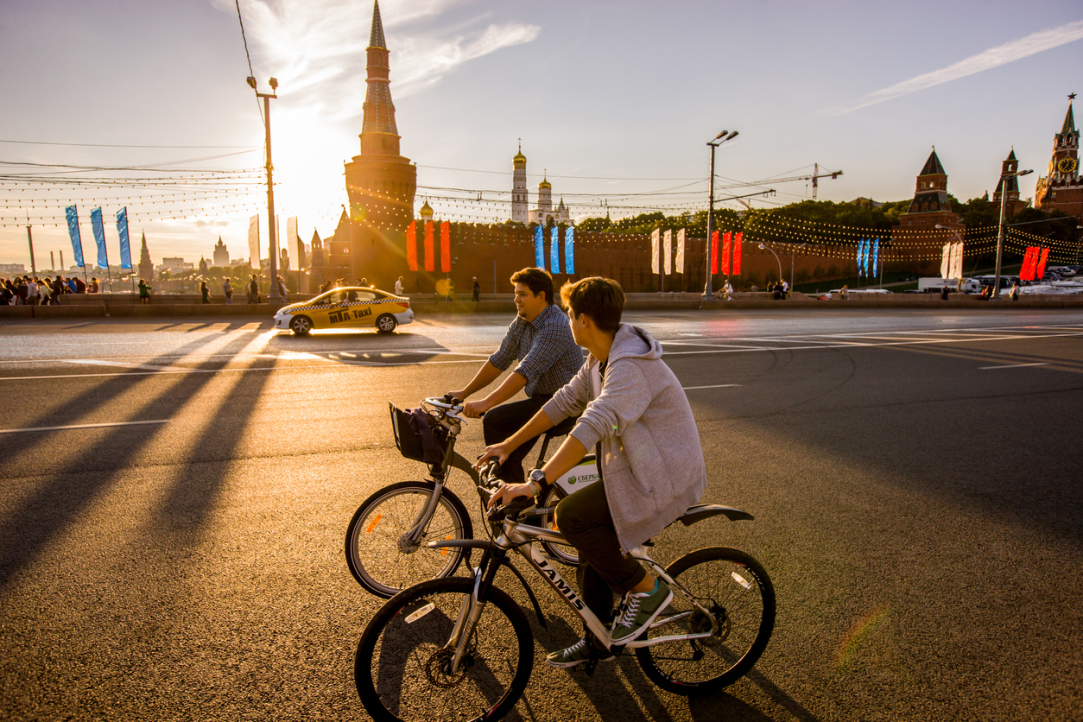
[426,512,721,674]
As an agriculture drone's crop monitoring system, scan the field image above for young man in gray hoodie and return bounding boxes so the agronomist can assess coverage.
[481,276,708,668]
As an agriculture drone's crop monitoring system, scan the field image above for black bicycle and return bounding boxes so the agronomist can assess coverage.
[345,396,597,597]
[354,460,775,722]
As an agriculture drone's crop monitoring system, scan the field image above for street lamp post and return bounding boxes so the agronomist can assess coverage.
[994,167,1032,298]
[703,129,739,299]
[758,243,783,286]
[248,76,280,301]
[790,241,807,292]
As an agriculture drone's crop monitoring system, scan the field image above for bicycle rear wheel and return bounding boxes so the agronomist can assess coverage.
[345,481,473,598]
[635,546,775,695]
[355,577,534,722]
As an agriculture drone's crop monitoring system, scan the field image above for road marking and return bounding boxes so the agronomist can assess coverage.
[0,420,169,435]
[683,384,740,390]
[62,359,192,372]
[978,362,1050,370]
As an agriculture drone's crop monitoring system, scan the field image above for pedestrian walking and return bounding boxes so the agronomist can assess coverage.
[472,277,480,302]
[138,279,151,304]
[247,274,260,304]
[394,276,404,296]
[223,278,233,304]
[200,280,210,304]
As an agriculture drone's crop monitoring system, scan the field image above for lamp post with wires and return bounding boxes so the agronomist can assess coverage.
[704,129,739,299]
[993,167,1032,298]
[248,76,280,301]
[758,243,783,286]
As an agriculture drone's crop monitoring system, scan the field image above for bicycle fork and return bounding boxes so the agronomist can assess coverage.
[398,478,448,553]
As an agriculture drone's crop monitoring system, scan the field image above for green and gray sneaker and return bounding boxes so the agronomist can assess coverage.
[610,579,673,645]
[546,637,616,668]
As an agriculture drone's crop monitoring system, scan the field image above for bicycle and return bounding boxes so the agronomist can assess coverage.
[345,396,598,598]
[354,460,775,722]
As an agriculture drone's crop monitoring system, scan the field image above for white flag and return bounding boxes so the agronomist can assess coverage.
[248,215,260,270]
[651,229,660,274]
[952,241,964,280]
[940,242,950,279]
[663,230,672,275]
[675,229,686,273]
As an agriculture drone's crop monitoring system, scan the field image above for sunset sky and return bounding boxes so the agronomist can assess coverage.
[1,0,1081,269]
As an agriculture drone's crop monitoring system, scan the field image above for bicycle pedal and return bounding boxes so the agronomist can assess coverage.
[583,659,598,676]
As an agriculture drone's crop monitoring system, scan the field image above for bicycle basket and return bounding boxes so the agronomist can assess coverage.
[389,403,448,466]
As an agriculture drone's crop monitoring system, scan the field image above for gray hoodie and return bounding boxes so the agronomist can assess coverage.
[543,324,707,550]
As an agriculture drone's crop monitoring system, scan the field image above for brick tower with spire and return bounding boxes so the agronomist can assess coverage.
[991,149,1026,217]
[1034,95,1082,221]
[138,232,154,281]
[898,148,962,231]
[344,0,417,286]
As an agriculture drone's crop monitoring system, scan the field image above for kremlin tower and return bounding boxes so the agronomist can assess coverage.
[512,144,528,224]
[343,1,417,285]
[1034,95,1082,221]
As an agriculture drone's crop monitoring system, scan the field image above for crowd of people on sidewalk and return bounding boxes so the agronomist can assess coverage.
[0,274,109,305]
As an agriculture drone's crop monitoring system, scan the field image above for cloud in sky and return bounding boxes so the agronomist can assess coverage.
[226,0,540,121]
[830,18,1083,116]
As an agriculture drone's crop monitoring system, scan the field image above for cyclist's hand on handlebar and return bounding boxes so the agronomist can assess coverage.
[445,390,468,404]
[486,482,533,512]
[474,443,510,471]
[462,399,492,418]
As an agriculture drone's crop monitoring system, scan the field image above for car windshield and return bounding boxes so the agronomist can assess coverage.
[319,289,377,304]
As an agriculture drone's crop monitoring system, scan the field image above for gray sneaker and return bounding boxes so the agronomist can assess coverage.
[546,637,616,669]
[610,579,673,645]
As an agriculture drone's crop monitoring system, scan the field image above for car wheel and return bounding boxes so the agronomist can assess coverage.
[376,314,397,334]
[290,315,312,336]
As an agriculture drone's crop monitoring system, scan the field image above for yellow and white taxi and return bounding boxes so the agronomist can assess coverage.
[273,286,414,335]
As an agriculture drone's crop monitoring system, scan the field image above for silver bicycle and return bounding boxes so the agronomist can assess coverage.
[354,461,776,722]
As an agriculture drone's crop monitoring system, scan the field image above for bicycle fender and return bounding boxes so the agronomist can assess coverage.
[499,558,548,630]
[678,504,754,526]
[449,452,480,484]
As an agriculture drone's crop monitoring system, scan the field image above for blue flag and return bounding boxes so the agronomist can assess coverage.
[550,226,560,274]
[116,207,132,269]
[871,238,880,277]
[65,205,85,267]
[859,238,868,276]
[534,225,545,269]
[564,227,575,275]
[90,207,109,270]
[863,237,871,276]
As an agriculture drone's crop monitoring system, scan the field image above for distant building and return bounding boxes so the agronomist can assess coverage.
[1034,96,1082,221]
[0,263,26,275]
[138,233,154,280]
[212,236,229,267]
[512,144,528,224]
[529,174,571,226]
[991,149,1026,217]
[898,148,962,232]
[158,257,194,273]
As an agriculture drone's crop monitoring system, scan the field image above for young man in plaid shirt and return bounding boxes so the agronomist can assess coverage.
[447,267,583,485]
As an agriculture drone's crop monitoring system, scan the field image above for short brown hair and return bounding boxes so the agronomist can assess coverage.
[560,277,624,332]
[510,267,554,304]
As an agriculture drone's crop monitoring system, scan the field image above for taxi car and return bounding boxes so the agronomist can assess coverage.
[273,286,413,335]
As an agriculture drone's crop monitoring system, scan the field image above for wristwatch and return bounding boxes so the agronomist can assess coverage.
[528,469,548,498]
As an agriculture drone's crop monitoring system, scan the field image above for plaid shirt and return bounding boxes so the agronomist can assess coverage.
[489,303,583,397]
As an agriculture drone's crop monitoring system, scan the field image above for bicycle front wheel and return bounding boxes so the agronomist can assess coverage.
[635,546,775,695]
[345,481,473,598]
[537,485,580,566]
[355,577,534,722]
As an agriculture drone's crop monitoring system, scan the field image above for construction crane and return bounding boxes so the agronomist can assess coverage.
[718,163,842,200]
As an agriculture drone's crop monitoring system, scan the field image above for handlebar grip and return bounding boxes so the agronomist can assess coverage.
[488,495,534,523]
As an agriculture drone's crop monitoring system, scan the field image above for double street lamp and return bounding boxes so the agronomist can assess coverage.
[248,76,281,301]
[757,243,783,286]
[993,167,1032,298]
[704,129,739,299]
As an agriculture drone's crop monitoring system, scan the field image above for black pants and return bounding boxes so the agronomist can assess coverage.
[557,480,646,624]
[482,394,552,485]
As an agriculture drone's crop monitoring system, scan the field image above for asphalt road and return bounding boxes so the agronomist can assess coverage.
[1,308,1081,721]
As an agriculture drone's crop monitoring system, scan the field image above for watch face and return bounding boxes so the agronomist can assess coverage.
[1058,156,1078,174]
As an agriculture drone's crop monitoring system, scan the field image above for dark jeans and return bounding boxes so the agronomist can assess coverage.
[482,394,552,485]
[557,481,646,624]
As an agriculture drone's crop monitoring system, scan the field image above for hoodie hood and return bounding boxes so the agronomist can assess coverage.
[608,323,663,364]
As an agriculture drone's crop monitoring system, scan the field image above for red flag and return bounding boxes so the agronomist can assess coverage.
[406,221,417,272]
[424,221,434,272]
[440,221,451,273]
[1035,247,1050,279]
[732,232,743,275]
[711,231,719,274]
[721,232,732,275]
[1020,246,1037,281]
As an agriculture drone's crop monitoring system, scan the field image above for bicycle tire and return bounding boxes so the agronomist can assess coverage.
[536,485,580,567]
[635,546,775,695]
[345,481,473,598]
[355,577,534,722]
